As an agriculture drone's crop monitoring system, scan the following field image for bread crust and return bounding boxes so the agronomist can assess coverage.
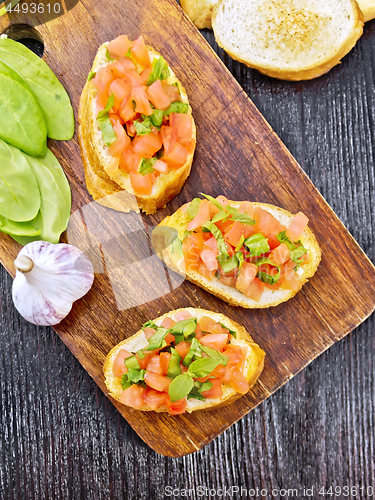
[103,307,265,413]
[78,43,196,214]
[357,0,375,21]
[156,201,322,308]
[212,0,364,81]
[180,0,218,28]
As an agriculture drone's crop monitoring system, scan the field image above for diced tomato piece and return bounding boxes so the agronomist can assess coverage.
[160,125,177,155]
[108,121,131,157]
[92,65,114,100]
[165,396,187,415]
[253,206,285,249]
[164,332,175,346]
[236,262,257,294]
[147,80,171,110]
[199,248,219,271]
[198,262,216,280]
[224,221,255,248]
[182,232,204,272]
[132,86,153,115]
[160,317,176,329]
[169,113,193,147]
[204,237,218,252]
[278,261,301,291]
[174,310,193,322]
[208,202,221,218]
[210,364,227,379]
[130,36,151,68]
[136,350,154,370]
[146,355,163,374]
[112,349,132,378]
[162,81,181,102]
[216,195,230,207]
[218,267,238,287]
[118,94,137,123]
[143,327,156,339]
[201,378,223,399]
[187,199,211,231]
[119,146,143,173]
[162,143,189,169]
[223,344,245,369]
[286,212,309,241]
[244,277,265,302]
[153,160,168,174]
[130,172,153,195]
[109,79,131,112]
[269,243,290,265]
[198,316,227,335]
[238,201,254,217]
[140,67,151,85]
[120,384,145,409]
[144,371,171,392]
[142,389,168,410]
[122,69,145,88]
[132,131,162,158]
[174,341,191,360]
[111,58,136,79]
[126,120,137,137]
[159,353,171,375]
[185,231,204,251]
[195,324,204,340]
[229,367,249,394]
[200,333,229,352]
[107,35,131,59]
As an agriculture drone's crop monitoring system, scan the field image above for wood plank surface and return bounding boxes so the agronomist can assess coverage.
[0,0,374,460]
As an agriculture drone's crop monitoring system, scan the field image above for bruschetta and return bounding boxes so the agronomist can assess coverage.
[104,308,265,415]
[153,195,321,308]
[78,35,196,214]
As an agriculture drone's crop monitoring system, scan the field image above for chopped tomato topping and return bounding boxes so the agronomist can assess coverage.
[120,146,143,173]
[229,367,249,394]
[269,243,290,265]
[169,113,193,147]
[162,81,181,102]
[187,200,211,231]
[182,233,203,272]
[132,86,153,115]
[146,355,163,374]
[109,78,131,112]
[201,378,223,399]
[92,65,114,101]
[144,371,171,392]
[118,94,137,123]
[122,68,145,88]
[200,333,229,351]
[143,327,156,338]
[244,277,265,302]
[253,206,286,249]
[174,310,193,322]
[160,352,171,374]
[236,262,257,295]
[132,131,162,158]
[198,262,216,281]
[286,212,309,241]
[111,58,136,79]
[140,67,151,85]
[130,36,151,68]
[204,236,218,252]
[120,384,145,409]
[147,80,171,110]
[153,160,168,173]
[160,317,176,329]
[174,341,191,360]
[112,349,132,378]
[130,172,153,195]
[162,143,188,169]
[166,396,188,415]
[107,35,131,59]
[160,125,177,155]
[142,389,168,410]
[218,268,237,288]
[108,122,131,157]
[198,316,229,335]
[238,201,254,217]
[224,221,255,247]
[136,350,154,370]
[199,248,219,271]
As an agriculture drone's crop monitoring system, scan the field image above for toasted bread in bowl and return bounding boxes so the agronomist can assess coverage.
[154,196,322,308]
[104,307,265,414]
[211,0,363,81]
[78,36,196,214]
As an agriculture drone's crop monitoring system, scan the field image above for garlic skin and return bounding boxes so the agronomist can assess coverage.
[12,241,94,326]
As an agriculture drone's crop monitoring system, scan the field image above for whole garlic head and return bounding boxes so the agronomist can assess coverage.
[12,241,94,326]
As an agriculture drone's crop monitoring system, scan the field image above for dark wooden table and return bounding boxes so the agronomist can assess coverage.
[1,17,374,500]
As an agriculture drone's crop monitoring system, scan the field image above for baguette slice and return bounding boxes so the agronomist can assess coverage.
[180,0,218,28]
[78,42,196,214]
[212,0,364,81]
[155,200,321,308]
[104,307,265,413]
[357,0,375,21]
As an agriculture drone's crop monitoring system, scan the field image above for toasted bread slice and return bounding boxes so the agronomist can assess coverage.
[104,307,265,413]
[155,200,322,308]
[180,0,218,28]
[357,0,375,21]
[78,42,196,214]
[212,0,363,81]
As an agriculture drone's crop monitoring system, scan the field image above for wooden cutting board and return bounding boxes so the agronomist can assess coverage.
[1,0,375,457]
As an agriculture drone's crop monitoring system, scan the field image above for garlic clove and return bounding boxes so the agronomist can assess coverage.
[12,241,94,326]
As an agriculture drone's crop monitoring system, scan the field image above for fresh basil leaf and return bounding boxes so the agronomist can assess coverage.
[187,387,205,400]
[139,157,156,175]
[145,327,169,350]
[290,245,308,263]
[199,381,213,393]
[168,348,182,379]
[147,56,170,86]
[202,221,228,258]
[187,198,201,219]
[256,257,281,285]
[97,94,115,119]
[149,109,163,127]
[124,356,141,370]
[168,373,194,402]
[87,70,96,81]
[125,49,131,58]
[235,235,245,253]
[244,233,270,257]
[182,338,202,367]
[277,231,297,250]
[97,116,117,146]
[200,193,223,211]
[171,235,184,260]
[211,211,229,223]
[105,47,114,61]
[218,322,237,338]
[142,320,158,330]
[236,251,244,270]
[120,374,131,391]
[187,358,221,378]
[137,349,145,359]
[171,318,197,338]
[217,253,239,274]
[200,346,229,366]
[182,230,190,241]
[164,102,188,115]
[134,118,153,136]
[225,206,238,215]
[127,368,146,384]
[231,212,256,225]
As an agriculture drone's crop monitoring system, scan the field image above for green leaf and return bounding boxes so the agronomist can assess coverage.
[256,257,281,285]
[167,348,181,379]
[105,46,114,61]
[236,251,244,270]
[182,230,190,241]
[200,346,229,366]
[87,70,96,81]
[171,235,184,260]
[147,56,170,85]
[225,206,238,215]
[127,368,146,384]
[137,349,145,360]
[291,245,307,263]
[202,221,229,259]
[145,328,169,351]
[142,320,158,330]
[244,233,270,257]
[217,253,239,274]
[188,358,222,378]
[187,198,201,220]
[278,232,308,263]
[182,338,202,367]
[97,94,115,119]
[218,323,237,339]
[120,374,131,391]
[276,231,296,250]
[200,193,223,211]
[134,118,153,136]
[139,157,156,175]
[97,116,117,146]
[235,235,245,253]
[164,102,188,115]
[0,217,41,237]
[231,212,256,225]
[171,318,197,339]
[144,109,163,128]
[187,387,205,400]
[211,211,229,224]
[199,381,213,393]
[168,373,194,402]
[124,356,141,371]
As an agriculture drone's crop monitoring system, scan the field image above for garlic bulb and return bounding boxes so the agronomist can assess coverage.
[12,241,94,326]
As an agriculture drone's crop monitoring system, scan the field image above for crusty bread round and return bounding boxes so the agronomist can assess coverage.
[357,0,375,21]
[156,201,322,308]
[78,42,196,215]
[103,307,265,413]
[212,0,364,81]
[180,0,218,28]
